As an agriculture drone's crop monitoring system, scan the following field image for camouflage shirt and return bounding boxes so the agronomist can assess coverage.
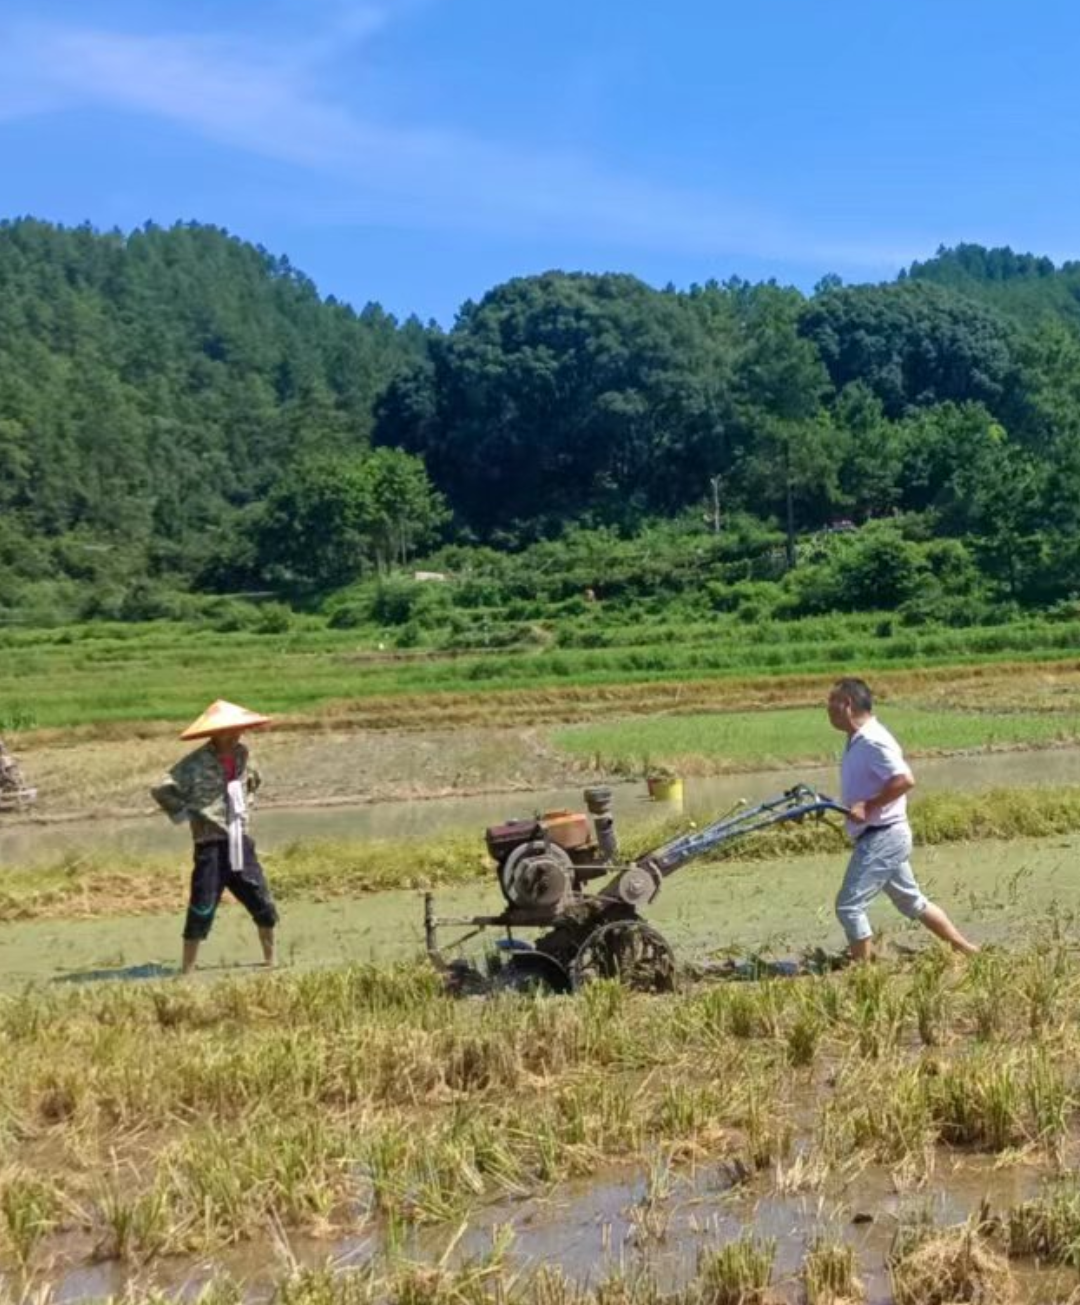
[151,742,261,842]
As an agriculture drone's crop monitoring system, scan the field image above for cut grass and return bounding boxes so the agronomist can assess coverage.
[695,1237,776,1305]
[802,1237,865,1305]
[3,937,1080,1277]
[888,1224,1014,1305]
[1005,1180,1080,1267]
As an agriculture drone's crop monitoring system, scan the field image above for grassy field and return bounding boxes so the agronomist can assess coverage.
[5,613,1080,733]
[4,773,1080,1304]
[555,706,1080,775]
[4,926,1080,1301]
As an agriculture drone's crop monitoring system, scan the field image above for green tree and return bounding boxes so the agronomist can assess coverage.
[257,457,372,587]
[732,287,837,565]
[903,243,1080,329]
[374,272,731,535]
[358,446,450,573]
[789,523,928,613]
[255,450,446,587]
[800,280,1017,418]
[0,218,428,610]
[961,446,1047,599]
[832,383,903,518]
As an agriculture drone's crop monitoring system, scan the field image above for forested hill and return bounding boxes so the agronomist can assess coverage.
[5,219,1080,623]
[903,242,1080,327]
[0,220,425,610]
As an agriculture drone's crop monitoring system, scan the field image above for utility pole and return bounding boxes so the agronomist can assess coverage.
[784,447,796,571]
[709,474,723,535]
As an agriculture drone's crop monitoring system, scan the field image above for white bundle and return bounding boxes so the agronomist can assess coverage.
[226,778,248,871]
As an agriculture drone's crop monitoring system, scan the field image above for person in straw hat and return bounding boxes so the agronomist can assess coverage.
[151,699,279,975]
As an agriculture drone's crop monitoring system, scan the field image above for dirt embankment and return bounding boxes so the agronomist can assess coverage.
[7,725,596,825]
[5,658,1080,827]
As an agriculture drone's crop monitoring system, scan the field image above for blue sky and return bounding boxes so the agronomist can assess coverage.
[1,0,1077,324]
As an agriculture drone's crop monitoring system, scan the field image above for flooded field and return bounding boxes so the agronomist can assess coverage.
[5,738,1080,1303]
[39,1153,1069,1305]
[1,832,1075,989]
[5,930,1080,1304]
[7,742,1080,869]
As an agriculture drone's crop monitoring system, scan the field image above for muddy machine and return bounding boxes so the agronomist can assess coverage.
[0,739,35,813]
[424,784,847,994]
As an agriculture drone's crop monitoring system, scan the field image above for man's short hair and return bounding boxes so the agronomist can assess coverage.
[832,677,873,714]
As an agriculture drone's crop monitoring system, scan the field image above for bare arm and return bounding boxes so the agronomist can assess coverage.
[848,772,914,824]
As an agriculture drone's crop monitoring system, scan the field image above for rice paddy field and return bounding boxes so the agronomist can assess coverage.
[5,813,1080,1305]
[4,612,1080,736]
[6,921,1080,1304]
[553,707,1080,776]
[7,624,1080,1302]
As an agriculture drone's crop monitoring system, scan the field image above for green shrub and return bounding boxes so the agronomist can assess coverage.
[254,602,293,634]
[327,603,366,630]
[207,600,259,633]
[368,581,418,625]
[394,621,423,648]
[369,580,452,628]
[556,624,615,649]
[118,582,184,623]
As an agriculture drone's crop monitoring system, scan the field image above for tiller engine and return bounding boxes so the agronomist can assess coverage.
[424,784,846,995]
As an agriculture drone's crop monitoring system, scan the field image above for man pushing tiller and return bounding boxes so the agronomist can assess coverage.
[828,677,978,963]
[151,699,279,975]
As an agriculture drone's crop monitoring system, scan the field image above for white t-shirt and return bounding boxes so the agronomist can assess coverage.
[840,716,913,838]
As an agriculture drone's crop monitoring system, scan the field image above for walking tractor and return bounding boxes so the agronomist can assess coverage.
[424,784,848,995]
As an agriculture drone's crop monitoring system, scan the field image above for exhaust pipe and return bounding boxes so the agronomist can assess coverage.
[584,786,618,862]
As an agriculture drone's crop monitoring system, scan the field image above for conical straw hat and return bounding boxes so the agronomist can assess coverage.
[179,699,272,741]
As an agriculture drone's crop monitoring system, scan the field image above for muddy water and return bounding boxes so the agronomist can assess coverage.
[3,834,1078,989]
[0,781,640,867]
[415,1156,1050,1305]
[40,1153,1068,1305]
[6,745,1080,869]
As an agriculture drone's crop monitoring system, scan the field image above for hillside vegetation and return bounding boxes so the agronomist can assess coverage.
[5,223,1080,628]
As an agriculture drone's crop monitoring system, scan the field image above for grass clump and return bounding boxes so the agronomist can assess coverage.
[802,1237,864,1305]
[907,949,950,1047]
[694,1236,776,1305]
[1005,1180,1080,1267]
[888,1223,1014,1305]
[92,1181,171,1264]
[928,1056,1025,1152]
[0,1168,61,1270]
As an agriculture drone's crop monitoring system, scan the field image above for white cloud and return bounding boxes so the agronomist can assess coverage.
[0,11,917,270]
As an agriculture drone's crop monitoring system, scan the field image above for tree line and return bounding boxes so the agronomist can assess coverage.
[3,220,1080,621]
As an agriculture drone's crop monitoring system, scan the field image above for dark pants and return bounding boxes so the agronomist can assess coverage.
[183,836,279,942]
